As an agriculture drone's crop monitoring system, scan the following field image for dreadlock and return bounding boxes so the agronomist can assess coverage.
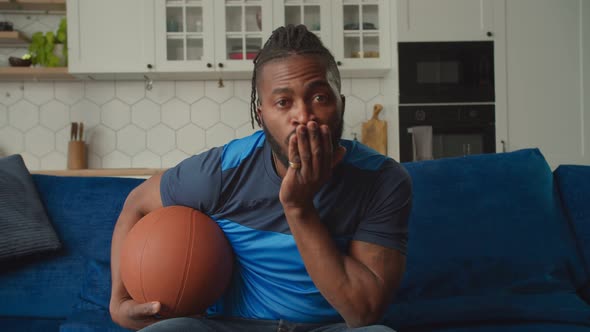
[249,24,341,129]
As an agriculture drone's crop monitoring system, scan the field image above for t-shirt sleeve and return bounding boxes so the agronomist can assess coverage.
[353,160,412,255]
[160,147,223,215]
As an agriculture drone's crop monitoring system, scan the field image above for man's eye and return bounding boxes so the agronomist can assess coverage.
[276,99,288,107]
[314,95,328,103]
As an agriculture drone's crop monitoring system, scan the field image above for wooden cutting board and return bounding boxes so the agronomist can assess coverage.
[361,104,387,155]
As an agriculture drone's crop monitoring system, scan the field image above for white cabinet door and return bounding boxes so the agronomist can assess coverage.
[504,0,590,168]
[272,0,391,78]
[397,0,494,42]
[273,0,333,49]
[154,0,215,73]
[213,0,274,73]
[332,0,391,77]
[67,0,154,75]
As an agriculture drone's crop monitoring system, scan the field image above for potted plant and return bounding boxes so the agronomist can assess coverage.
[55,17,67,65]
[28,18,67,67]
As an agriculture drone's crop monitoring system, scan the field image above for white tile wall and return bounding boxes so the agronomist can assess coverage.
[0,13,388,170]
[0,78,386,170]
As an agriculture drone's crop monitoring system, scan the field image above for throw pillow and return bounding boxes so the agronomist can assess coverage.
[0,154,61,261]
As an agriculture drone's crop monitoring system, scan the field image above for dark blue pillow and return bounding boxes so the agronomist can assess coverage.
[385,149,590,329]
[0,154,61,261]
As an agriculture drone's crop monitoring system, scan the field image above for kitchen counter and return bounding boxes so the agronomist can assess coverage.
[32,168,167,177]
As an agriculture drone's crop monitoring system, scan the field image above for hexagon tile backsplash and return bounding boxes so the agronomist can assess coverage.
[0,79,385,170]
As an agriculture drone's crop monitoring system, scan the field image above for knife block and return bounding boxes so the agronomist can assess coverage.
[67,141,87,169]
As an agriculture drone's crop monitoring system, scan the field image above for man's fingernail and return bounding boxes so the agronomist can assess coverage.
[151,302,159,311]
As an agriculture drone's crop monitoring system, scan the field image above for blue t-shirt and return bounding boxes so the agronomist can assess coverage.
[160,130,412,323]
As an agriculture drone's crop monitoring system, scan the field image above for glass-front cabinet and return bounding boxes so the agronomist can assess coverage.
[214,0,273,72]
[332,0,389,73]
[155,0,273,75]
[154,0,215,72]
[274,0,332,48]
[274,0,390,76]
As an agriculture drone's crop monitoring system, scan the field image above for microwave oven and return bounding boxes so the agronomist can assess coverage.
[398,41,495,104]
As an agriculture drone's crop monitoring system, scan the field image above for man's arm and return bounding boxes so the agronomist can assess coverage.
[280,122,409,327]
[284,207,406,327]
[109,173,164,330]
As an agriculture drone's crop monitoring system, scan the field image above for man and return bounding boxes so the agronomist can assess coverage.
[109,25,412,332]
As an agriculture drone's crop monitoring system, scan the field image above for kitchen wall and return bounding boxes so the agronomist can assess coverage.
[0,13,387,170]
[0,79,385,170]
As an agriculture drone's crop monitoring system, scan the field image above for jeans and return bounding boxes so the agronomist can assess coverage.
[139,317,396,332]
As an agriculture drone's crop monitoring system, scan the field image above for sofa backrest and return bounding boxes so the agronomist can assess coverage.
[0,175,143,318]
[554,164,590,300]
[385,149,590,329]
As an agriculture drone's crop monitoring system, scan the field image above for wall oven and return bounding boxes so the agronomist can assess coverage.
[399,105,495,162]
[398,41,496,162]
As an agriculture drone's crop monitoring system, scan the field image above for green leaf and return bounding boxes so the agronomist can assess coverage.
[56,18,67,44]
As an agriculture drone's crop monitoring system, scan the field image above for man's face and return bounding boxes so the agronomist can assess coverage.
[256,54,344,169]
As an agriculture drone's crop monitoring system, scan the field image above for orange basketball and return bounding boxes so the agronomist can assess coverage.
[120,205,233,318]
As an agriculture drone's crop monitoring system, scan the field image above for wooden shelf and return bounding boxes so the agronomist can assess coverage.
[0,0,65,12]
[0,30,29,47]
[32,168,167,177]
[0,66,74,80]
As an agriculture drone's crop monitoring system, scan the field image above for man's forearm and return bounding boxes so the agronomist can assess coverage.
[283,206,391,327]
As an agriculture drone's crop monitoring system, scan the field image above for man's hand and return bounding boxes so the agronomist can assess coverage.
[279,121,346,210]
[109,298,161,331]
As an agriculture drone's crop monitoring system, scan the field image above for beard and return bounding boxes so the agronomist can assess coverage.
[260,117,344,169]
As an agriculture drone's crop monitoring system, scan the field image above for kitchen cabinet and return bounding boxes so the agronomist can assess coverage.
[68,0,391,79]
[67,0,154,77]
[69,0,274,79]
[501,0,590,168]
[154,0,273,75]
[153,0,214,73]
[274,0,390,77]
[272,1,334,51]
[397,0,495,42]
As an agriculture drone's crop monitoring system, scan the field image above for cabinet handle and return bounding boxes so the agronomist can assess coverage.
[487,31,493,37]
[218,63,224,68]
[147,64,153,69]
[207,63,212,68]
[337,61,342,66]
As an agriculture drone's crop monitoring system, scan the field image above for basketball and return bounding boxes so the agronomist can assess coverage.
[120,205,233,318]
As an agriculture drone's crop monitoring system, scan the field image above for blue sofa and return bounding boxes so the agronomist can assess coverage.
[1,148,589,332]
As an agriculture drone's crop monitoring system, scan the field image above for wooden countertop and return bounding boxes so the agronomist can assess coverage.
[32,168,167,177]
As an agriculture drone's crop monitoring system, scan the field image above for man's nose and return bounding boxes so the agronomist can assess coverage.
[291,101,315,125]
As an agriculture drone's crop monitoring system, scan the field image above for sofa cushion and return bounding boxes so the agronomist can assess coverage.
[403,322,590,332]
[31,175,144,312]
[0,317,63,332]
[385,149,590,329]
[554,164,590,299]
[32,175,144,264]
[0,154,61,261]
[0,175,143,318]
[76,260,112,312]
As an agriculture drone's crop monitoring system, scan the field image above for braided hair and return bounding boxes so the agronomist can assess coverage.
[249,24,341,129]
